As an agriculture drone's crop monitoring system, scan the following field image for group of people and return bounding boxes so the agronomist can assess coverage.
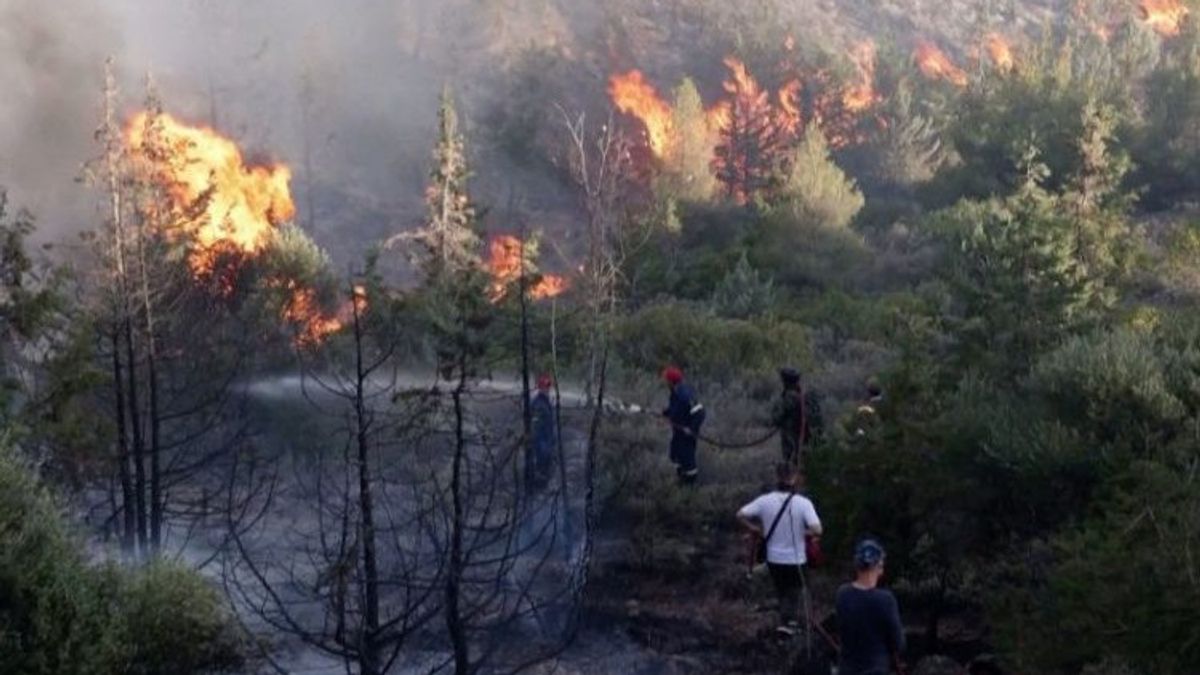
[662,366,904,674]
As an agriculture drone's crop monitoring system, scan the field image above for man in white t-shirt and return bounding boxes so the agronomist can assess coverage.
[737,463,823,635]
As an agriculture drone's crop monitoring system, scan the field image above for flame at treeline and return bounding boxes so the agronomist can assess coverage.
[123,112,358,346]
[913,40,968,87]
[609,43,883,161]
[487,235,569,302]
[1140,0,1189,36]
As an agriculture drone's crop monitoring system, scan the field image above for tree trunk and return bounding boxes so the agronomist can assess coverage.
[446,355,470,674]
[110,329,136,554]
[352,292,381,675]
[519,231,533,496]
[135,214,163,552]
[124,318,147,551]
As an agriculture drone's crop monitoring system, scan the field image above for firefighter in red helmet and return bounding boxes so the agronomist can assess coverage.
[661,366,705,484]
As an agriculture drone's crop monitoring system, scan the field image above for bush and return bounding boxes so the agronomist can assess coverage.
[0,443,243,674]
[615,301,811,384]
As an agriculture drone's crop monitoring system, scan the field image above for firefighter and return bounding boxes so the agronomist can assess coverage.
[529,373,557,490]
[849,379,883,440]
[662,366,705,484]
[772,367,822,466]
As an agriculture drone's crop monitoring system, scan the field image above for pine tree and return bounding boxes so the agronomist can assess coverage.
[663,78,718,203]
[712,59,783,204]
[403,87,481,286]
[777,127,864,229]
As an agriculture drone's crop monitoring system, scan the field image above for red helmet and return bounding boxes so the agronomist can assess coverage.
[536,373,553,390]
[661,366,684,385]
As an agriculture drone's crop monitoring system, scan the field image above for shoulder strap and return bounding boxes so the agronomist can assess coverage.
[764,492,795,545]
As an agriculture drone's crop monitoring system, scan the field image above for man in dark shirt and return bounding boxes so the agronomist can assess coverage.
[835,538,905,675]
[771,368,822,466]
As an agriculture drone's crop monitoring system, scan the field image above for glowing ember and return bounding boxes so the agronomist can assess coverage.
[914,40,968,87]
[609,70,675,158]
[1140,0,1188,36]
[124,112,295,276]
[985,33,1015,71]
[487,235,569,302]
[842,41,881,111]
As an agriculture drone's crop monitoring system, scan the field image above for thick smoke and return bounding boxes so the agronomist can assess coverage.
[0,0,120,234]
[0,0,556,259]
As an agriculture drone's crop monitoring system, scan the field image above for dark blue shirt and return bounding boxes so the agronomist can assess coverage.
[663,383,703,435]
[835,584,905,675]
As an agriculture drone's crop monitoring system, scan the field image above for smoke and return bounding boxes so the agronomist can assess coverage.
[0,0,120,234]
[0,0,551,254]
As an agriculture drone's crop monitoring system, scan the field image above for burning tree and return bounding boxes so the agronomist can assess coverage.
[712,58,785,204]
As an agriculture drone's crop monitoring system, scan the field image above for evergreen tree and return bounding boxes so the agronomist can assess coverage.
[662,78,718,203]
[776,127,865,229]
[403,87,481,285]
[931,147,1095,375]
[712,59,782,204]
[874,79,947,188]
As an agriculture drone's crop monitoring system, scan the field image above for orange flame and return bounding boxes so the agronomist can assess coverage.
[1140,0,1188,36]
[487,235,569,302]
[985,33,1015,71]
[914,40,968,87]
[277,282,368,347]
[125,111,356,347]
[124,112,294,276]
[842,41,881,111]
[609,70,675,158]
[777,79,804,136]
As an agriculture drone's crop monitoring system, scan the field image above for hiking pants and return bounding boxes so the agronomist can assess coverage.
[767,562,807,625]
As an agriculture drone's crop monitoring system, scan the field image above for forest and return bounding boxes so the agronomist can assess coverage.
[2,0,1200,673]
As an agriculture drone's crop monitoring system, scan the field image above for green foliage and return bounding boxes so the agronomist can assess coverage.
[1134,19,1200,208]
[709,252,778,319]
[996,460,1200,673]
[775,128,865,229]
[0,442,243,674]
[929,156,1100,375]
[1029,328,1189,458]
[661,78,719,204]
[615,301,810,382]
[872,79,949,189]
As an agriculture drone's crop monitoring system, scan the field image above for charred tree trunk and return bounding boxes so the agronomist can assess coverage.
[351,291,382,675]
[446,351,470,674]
[110,329,136,553]
[124,317,147,550]
[135,214,163,551]
[519,229,533,497]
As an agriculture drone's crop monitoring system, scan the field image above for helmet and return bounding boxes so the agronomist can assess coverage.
[662,366,684,385]
[536,373,553,391]
[779,367,801,386]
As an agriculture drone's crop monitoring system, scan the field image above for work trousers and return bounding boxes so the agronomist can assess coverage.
[767,562,808,626]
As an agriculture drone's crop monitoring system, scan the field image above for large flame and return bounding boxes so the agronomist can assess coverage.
[1140,0,1188,36]
[487,235,569,302]
[124,111,353,347]
[124,112,294,275]
[914,40,968,87]
[842,41,882,111]
[277,282,368,347]
[985,33,1015,71]
[609,70,675,158]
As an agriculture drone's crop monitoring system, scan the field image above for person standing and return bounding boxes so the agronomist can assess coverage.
[737,463,823,635]
[772,367,822,466]
[529,373,557,490]
[662,366,705,483]
[835,539,906,675]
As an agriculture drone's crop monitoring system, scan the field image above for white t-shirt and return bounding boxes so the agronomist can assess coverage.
[738,491,821,565]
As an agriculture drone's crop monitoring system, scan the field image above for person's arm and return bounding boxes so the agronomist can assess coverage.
[803,500,823,537]
[736,499,763,536]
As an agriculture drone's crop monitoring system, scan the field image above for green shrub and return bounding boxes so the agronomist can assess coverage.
[0,443,243,674]
[614,301,811,383]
